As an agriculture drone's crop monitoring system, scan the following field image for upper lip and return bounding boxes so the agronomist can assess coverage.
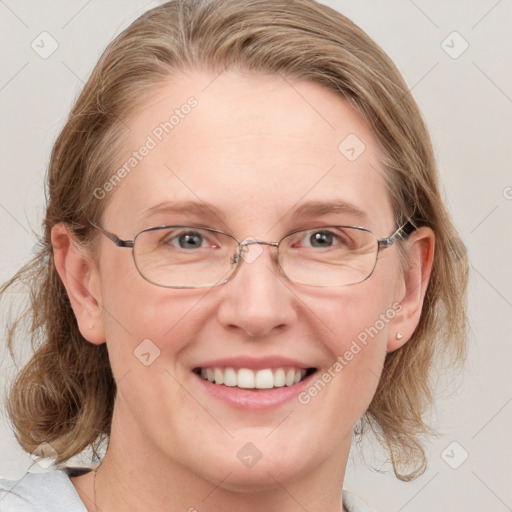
[193,356,314,371]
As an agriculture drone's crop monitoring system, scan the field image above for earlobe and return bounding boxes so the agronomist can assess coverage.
[51,222,105,345]
[387,226,435,352]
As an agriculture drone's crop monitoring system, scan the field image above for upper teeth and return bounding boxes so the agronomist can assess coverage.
[199,367,308,389]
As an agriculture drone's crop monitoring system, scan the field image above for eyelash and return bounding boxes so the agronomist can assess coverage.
[160,227,351,249]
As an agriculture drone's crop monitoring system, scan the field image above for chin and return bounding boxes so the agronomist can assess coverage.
[184,437,320,493]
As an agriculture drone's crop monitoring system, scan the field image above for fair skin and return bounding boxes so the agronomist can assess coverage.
[52,71,434,512]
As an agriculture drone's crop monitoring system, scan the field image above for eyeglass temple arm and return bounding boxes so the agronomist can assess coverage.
[377,221,413,249]
[89,221,134,248]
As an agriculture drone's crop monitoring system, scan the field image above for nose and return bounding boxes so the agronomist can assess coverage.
[216,242,298,338]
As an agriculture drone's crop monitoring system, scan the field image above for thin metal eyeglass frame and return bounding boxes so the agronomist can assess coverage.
[88,220,410,289]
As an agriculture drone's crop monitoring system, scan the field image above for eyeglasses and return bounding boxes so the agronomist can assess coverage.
[89,221,410,289]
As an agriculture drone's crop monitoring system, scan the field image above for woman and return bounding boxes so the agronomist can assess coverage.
[0,0,468,510]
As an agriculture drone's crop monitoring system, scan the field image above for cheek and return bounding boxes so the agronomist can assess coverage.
[304,277,397,355]
[97,257,211,376]
[298,273,399,413]
[97,278,211,430]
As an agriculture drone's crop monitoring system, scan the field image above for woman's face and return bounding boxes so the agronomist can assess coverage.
[91,71,407,488]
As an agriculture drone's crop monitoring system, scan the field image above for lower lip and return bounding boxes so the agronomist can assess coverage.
[193,371,316,410]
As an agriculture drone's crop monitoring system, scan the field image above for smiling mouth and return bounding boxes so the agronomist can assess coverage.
[193,366,316,390]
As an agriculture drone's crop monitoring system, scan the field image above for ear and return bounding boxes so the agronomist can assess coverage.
[387,226,435,352]
[51,222,105,345]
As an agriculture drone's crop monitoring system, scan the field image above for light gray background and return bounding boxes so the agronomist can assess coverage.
[1,1,511,511]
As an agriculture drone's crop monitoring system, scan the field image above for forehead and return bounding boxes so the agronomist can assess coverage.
[104,70,393,235]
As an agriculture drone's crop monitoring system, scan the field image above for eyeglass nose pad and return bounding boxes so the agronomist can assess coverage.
[239,237,265,264]
[230,239,278,269]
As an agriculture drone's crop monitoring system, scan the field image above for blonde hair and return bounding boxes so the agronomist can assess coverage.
[1,0,468,480]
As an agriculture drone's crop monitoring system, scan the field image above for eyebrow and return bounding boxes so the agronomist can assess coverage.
[139,199,368,226]
[139,200,229,222]
[290,200,368,222]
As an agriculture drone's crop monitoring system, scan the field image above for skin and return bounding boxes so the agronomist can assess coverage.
[52,70,434,511]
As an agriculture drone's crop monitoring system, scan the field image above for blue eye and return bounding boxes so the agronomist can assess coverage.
[308,231,336,247]
[286,228,356,252]
[300,230,348,249]
[163,230,207,250]
[177,232,204,249]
